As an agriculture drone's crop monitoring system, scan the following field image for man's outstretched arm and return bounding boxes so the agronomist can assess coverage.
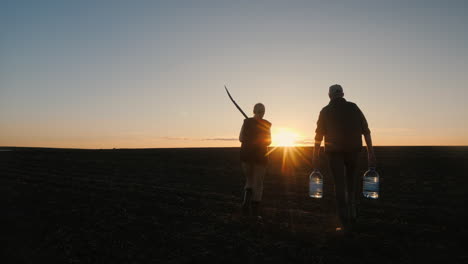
[313,136,322,168]
[357,105,376,168]
[364,133,376,168]
[313,110,325,169]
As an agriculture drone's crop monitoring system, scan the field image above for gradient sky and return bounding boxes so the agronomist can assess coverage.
[1,0,467,148]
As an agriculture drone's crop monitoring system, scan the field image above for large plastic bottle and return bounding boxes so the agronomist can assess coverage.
[309,169,323,198]
[363,167,379,199]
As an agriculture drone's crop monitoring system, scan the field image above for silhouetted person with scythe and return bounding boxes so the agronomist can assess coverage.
[313,84,376,234]
[239,103,272,217]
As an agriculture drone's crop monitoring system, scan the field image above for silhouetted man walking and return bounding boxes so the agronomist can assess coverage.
[239,103,272,218]
[313,84,376,233]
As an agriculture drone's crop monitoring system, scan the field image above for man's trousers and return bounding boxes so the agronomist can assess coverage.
[328,152,360,227]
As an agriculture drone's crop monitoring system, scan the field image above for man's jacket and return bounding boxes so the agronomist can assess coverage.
[315,98,370,152]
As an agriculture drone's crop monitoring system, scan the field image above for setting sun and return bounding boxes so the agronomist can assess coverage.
[272,129,300,147]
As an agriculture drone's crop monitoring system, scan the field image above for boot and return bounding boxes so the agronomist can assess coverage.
[241,188,252,216]
[251,201,262,218]
[348,202,360,226]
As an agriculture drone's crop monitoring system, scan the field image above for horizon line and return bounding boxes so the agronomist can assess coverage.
[1,145,468,151]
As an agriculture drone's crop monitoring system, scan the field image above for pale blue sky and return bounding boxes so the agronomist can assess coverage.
[1,0,467,148]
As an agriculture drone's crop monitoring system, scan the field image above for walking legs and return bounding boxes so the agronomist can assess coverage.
[242,162,267,217]
[329,152,360,231]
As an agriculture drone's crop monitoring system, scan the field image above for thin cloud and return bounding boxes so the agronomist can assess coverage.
[161,136,238,142]
[203,138,238,141]
[161,137,193,141]
[294,138,315,145]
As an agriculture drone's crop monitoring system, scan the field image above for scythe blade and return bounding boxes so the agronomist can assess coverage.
[224,85,248,119]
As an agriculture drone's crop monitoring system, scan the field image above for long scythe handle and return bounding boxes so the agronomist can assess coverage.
[225,85,248,119]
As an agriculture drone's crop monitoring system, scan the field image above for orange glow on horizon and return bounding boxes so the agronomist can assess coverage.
[2,126,468,149]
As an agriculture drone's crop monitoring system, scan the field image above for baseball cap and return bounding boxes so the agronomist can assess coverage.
[329,84,343,95]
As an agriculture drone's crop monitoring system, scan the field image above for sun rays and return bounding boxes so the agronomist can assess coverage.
[272,129,300,147]
[266,128,314,175]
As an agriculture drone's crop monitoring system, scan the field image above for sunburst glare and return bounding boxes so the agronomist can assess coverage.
[272,129,300,147]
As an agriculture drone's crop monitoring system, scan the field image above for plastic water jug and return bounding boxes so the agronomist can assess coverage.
[309,169,323,198]
[363,167,379,199]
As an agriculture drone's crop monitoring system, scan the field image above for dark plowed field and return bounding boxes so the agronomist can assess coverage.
[1,147,467,263]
